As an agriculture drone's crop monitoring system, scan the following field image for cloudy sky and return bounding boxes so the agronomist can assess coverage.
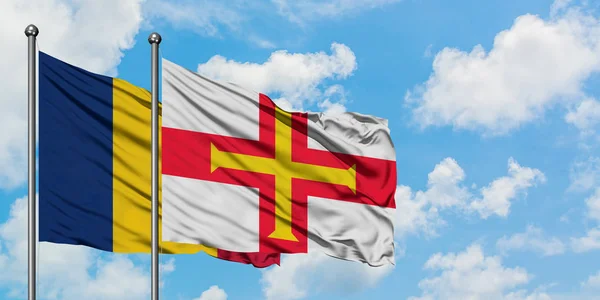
[1,0,600,299]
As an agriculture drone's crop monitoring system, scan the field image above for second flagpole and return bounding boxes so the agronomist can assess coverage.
[149,32,162,300]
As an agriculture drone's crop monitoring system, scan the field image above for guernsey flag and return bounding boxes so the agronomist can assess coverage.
[38,52,279,267]
[161,59,397,266]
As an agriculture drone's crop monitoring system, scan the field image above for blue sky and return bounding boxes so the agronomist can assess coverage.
[2,0,600,299]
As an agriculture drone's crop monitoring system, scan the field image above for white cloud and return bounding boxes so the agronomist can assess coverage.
[72,257,150,300]
[565,98,600,136]
[550,0,574,17]
[160,257,176,273]
[469,158,546,219]
[423,157,471,208]
[260,251,394,300]
[571,228,600,253]
[248,35,278,49]
[196,42,357,111]
[143,0,243,37]
[143,0,397,47]
[394,158,469,238]
[0,0,145,189]
[581,270,600,290]
[585,188,600,222]
[144,0,399,43]
[570,188,600,253]
[496,225,566,257]
[406,3,600,135]
[0,196,171,299]
[569,156,600,192]
[193,285,228,300]
[316,85,348,115]
[424,44,434,58]
[395,157,545,237]
[272,0,401,25]
[394,185,445,238]
[317,99,347,115]
[503,290,553,300]
[409,243,546,300]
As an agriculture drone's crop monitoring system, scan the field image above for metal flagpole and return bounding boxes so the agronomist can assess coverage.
[25,24,39,300]
[148,32,162,300]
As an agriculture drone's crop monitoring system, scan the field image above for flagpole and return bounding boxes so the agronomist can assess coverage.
[25,24,39,300]
[149,32,162,300]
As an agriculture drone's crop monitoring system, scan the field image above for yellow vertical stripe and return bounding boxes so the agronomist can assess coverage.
[111,78,217,256]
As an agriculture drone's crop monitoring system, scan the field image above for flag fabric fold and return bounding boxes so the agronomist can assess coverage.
[161,58,397,266]
[38,52,279,268]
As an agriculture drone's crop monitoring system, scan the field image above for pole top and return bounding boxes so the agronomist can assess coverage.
[148,32,162,45]
[24,24,39,37]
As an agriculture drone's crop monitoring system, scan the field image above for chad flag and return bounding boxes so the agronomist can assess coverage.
[38,52,279,268]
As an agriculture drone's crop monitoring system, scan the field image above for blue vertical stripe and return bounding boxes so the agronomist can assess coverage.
[39,52,114,251]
